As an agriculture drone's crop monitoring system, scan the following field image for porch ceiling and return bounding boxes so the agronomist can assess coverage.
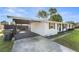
[13,19,31,24]
[7,16,41,24]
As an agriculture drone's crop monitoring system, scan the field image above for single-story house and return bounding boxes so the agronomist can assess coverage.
[7,16,74,36]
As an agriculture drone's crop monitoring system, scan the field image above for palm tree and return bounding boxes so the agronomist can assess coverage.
[49,8,57,15]
[37,10,48,19]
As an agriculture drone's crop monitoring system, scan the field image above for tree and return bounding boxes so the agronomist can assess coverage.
[49,8,57,15]
[37,7,63,22]
[66,21,76,25]
[37,10,48,18]
[10,21,15,25]
[1,20,9,25]
[49,8,63,22]
[49,14,63,22]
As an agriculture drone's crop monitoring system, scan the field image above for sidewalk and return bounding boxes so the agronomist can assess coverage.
[50,32,75,52]
[56,43,75,52]
[51,33,71,41]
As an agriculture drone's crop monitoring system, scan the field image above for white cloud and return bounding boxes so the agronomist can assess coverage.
[4,7,28,17]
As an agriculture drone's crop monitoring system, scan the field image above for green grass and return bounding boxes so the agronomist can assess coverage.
[46,30,72,39]
[0,30,4,34]
[54,29,79,51]
[0,30,13,52]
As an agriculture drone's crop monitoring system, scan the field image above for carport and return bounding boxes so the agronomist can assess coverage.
[7,16,41,31]
[7,16,39,40]
[13,19,31,31]
[7,16,32,31]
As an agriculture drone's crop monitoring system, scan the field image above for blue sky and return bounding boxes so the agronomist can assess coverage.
[0,7,79,22]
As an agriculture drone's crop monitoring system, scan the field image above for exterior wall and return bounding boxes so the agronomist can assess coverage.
[57,24,68,32]
[46,23,58,36]
[30,22,74,36]
[70,24,74,29]
[57,23,73,32]
[63,24,74,30]
[69,24,73,29]
[31,22,58,36]
[66,24,70,30]
[31,22,48,36]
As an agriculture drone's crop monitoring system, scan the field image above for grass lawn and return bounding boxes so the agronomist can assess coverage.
[0,30,13,52]
[54,29,79,52]
[45,30,72,39]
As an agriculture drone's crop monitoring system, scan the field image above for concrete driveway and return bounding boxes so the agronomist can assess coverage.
[14,31,39,40]
[12,36,62,52]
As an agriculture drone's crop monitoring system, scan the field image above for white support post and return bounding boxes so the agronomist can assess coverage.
[55,23,57,30]
[61,23,63,32]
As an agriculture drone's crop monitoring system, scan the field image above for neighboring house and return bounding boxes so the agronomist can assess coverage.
[7,16,74,36]
[4,25,15,30]
[0,24,4,30]
[0,24,15,30]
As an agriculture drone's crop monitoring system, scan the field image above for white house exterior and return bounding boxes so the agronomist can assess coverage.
[7,16,75,36]
[30,22,58,36]
[30,21,74,36]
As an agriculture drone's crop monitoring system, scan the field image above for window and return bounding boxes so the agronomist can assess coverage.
[49,23,55,29]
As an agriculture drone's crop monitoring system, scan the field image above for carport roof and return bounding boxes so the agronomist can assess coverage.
[7,16,41,24]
